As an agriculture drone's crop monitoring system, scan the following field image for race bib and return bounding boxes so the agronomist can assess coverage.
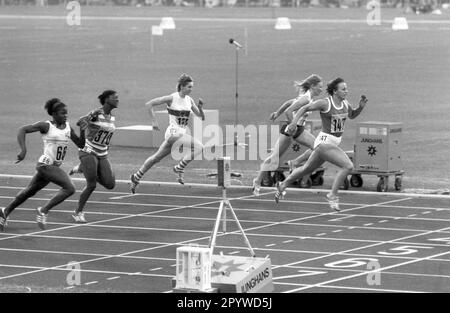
[38,155,52,165]
[330,114,347,134]
[92,130,113,145]
[177,117,189,127]
[55,146,67,161]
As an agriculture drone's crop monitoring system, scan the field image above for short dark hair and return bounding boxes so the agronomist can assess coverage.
[98,90,117,105]
[177,74,193,92]
[326,77,345,95]
[44,98,66,116]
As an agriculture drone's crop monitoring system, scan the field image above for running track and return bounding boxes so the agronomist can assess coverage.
[0,174,449,293]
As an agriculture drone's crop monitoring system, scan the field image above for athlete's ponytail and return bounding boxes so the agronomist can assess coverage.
[294,74,322,94]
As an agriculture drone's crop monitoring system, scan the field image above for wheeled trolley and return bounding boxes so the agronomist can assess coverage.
[345,121,404,192]
[343,170,405,192]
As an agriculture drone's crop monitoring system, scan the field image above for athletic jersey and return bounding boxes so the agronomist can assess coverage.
[167,92,192,128]
[293,90,312,126]
[77,108,115,157]
[38,121,71,166]
[320,96,349,138]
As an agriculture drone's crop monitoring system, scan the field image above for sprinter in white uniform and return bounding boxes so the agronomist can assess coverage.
[275,78,367,211]
[129,74,205,193]
[252,74,323,196]
[0,98,83,231]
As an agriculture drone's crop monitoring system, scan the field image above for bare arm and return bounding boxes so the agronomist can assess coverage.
[145,95,173,130]
[16,121,49,163]
[269,98,295,121]
[284,94,311,123]
[190,98,205,121]
[70,126,85,149]
[348,95,368,119]
[286,99,328,135]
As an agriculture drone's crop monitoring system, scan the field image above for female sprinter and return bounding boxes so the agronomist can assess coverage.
[0,98,83,231]
[129,73,205,193]
[252,74,323,196]
[275,78,367,211]
[72,90,118,223]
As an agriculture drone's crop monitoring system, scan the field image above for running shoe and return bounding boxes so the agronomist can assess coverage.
[274,182,286,204]
[36,207,48,230]
[173,165,185,185]
[0,208,7,232]
[69,164,82,176]
[326,194,341,212]
[72,211,87,223]
[252,179,261,196]
[129,173,140,194]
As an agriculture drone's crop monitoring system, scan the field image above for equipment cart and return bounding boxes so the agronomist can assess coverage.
[344,121,404,192]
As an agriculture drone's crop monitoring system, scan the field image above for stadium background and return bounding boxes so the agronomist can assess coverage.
[0,3,449,191]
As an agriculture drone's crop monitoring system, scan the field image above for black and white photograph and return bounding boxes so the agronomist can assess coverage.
[0,0,449,296]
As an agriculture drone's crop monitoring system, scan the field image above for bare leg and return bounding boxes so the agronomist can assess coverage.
[289,149,312,169]
[254,134,291,185]
[136,140,173,178]
[319,144,354,198]
[129,139,173,193]
[290,130,315,168]
[4,171,49,217]
[173,134,204,170]
[172,134,204,184]
[96,157,115,190]
[39,166,76,214]
[279,148,325,192]
[77,153,99,213]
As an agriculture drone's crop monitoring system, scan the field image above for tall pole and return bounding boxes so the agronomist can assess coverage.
[235,47,238,127]
[228,38,242,146]
[234,46,239,145]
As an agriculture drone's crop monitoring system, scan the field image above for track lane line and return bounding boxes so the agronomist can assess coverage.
[285,249,450,293]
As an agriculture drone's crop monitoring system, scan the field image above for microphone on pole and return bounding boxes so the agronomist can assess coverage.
[229,38,243,49]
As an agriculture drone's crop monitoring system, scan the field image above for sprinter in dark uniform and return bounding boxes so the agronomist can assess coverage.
[72,90,118,223]
[275,78,367,211]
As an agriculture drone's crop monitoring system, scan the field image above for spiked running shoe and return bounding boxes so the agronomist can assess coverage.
[252,179,261,196]
[274,182,286,204]
[0,208,7,232]
[326,194,341,212]
[36,207,48,230]
[173,166,185,185]
[72,211,87,223]
[69,164,82,176]
[129,173,140,194]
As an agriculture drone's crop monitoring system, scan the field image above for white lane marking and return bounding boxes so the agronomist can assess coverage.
[85,281,98,285]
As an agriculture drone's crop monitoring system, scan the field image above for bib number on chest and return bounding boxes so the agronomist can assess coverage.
[331,114,347,134]
[93,130,113,145]
[56,146,67,161]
